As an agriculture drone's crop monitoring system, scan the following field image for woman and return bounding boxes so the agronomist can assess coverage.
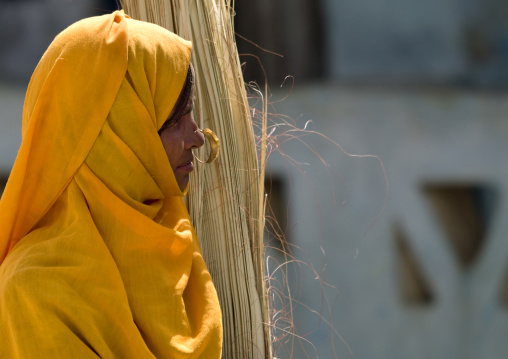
[0,10,223,358]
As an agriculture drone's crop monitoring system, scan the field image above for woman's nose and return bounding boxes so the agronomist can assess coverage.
[185,116,205,149]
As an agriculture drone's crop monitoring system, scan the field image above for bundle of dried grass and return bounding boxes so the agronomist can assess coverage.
[119,1,271,358]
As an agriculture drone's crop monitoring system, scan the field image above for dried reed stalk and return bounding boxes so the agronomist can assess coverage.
[119,1,271,358]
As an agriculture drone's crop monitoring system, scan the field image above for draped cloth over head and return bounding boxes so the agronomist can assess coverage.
[0,11,222,358]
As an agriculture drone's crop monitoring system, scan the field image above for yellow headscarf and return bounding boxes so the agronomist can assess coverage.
[0,11,222,358]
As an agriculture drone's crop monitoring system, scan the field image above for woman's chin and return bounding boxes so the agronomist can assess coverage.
[176,175,190,192]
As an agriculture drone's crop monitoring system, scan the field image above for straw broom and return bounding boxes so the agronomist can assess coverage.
[119,1,272,358]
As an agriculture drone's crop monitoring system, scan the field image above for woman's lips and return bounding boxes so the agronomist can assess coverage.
[177,161,194,173]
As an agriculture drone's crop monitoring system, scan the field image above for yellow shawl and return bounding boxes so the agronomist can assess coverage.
[0,11,222,358]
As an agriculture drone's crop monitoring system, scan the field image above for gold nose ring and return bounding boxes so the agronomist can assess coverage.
[194,128,220,164]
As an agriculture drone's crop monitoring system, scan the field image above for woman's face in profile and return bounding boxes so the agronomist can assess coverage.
[160,89,205,191]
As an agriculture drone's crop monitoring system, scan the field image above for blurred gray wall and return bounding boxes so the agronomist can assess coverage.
[265,86,508,359]
[235,0,508,358]
[324,0,466,83]
[236,0,508,88]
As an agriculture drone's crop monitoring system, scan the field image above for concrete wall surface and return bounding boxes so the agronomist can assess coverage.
[0,85,24,174]
[265,84,508,359]
[323,0,467,82]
